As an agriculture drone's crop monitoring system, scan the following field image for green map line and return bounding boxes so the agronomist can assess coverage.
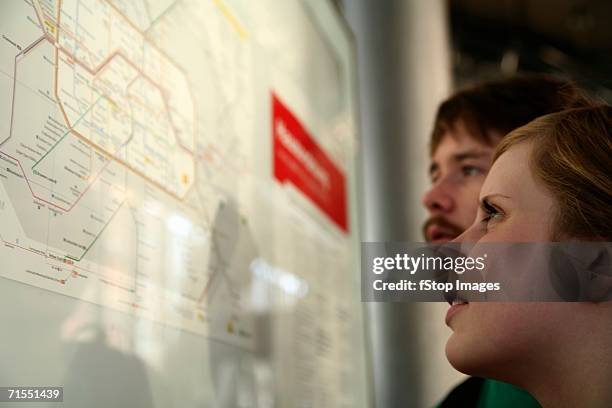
[144,0,180,34]
[65,199,125,262]
[31,95,104,171]
[33,92,175,174]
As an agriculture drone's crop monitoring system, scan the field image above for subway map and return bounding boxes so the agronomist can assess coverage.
[0,0,362,406]
[0,0,257,344]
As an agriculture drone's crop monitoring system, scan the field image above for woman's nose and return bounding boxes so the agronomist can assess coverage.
[452,223,482,244]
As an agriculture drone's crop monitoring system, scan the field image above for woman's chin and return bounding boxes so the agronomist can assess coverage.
[445,332,479,375]
[445,331,503,378]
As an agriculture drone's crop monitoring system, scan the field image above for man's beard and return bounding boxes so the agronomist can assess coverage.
[422,215,464,242]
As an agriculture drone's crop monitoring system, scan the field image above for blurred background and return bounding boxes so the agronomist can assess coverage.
[339,0,612,407]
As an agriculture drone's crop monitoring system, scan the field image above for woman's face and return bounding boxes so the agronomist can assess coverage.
[445,141,589,381]
[456,140,556,243]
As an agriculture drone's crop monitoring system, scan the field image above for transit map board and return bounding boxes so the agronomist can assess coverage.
[0,0,366,407]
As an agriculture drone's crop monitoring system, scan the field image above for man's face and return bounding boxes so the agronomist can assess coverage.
[422,119,501,242]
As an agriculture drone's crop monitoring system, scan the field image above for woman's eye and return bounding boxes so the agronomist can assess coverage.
[481,200,503,225]
[462,166,484,177]
[482,212,500,223]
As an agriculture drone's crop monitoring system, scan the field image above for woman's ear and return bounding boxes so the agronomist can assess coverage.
[584,246,612,301]
[550,243,612,301]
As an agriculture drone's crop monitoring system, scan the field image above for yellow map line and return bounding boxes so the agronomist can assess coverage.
[212,0,248,40]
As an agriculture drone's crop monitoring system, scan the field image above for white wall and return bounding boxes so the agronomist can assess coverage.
[344,0,465,406]
[397,2,466,407]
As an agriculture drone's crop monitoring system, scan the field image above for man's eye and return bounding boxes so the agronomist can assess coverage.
[462,166,484,177]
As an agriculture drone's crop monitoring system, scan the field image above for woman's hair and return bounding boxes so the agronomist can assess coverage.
[493,104,612,240]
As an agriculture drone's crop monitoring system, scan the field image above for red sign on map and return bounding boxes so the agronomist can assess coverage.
[272,93,348,233]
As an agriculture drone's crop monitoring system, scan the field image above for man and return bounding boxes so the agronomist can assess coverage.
[422,75,589,407]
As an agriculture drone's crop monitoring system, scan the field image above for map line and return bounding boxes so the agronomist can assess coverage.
[0,148,113,213]
[0,35,46,148]
[31,95,104,171]
[144,0,180,35]
[65,199,125,262]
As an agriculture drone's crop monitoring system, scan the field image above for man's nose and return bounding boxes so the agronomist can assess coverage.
[422,180,455,213]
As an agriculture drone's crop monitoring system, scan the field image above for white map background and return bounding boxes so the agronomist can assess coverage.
[0,0,366,407]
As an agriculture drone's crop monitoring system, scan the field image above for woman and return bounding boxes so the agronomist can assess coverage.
[444,104,612,407]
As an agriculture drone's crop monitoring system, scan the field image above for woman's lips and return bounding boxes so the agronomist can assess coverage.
[445,301,468,327]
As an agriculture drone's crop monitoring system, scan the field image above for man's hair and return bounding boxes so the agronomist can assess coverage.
[430,74,591,155]
[494,104,612,240]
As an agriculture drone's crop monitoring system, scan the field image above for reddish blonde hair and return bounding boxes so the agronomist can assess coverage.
[493,105,612,240]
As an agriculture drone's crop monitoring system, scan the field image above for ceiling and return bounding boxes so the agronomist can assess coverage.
[451,0,612,51]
